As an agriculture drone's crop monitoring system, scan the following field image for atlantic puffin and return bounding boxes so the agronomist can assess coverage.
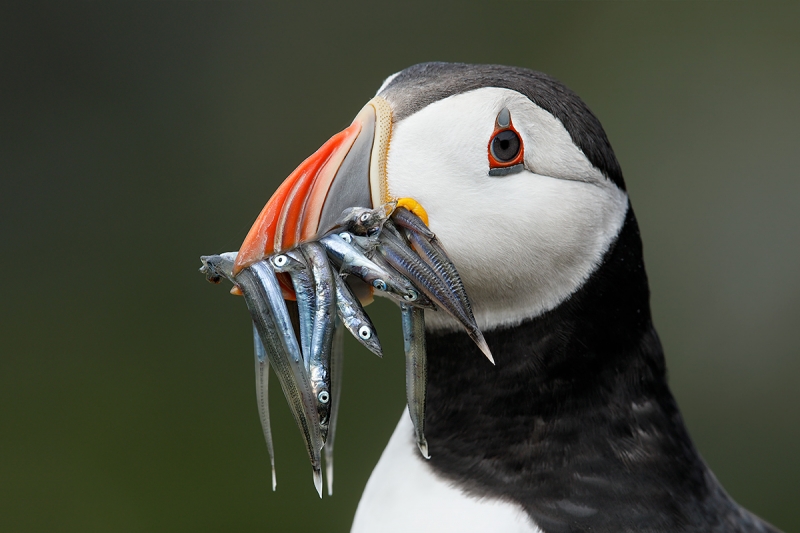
[233,63,781,533]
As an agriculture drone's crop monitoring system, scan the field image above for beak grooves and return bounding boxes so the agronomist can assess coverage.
[234,123,361,275]
[233,96,393,276]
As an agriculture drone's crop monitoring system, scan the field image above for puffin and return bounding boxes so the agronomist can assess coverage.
[232,62,781,533]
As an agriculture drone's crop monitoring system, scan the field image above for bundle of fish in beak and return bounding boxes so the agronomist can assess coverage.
[199,203,493,497]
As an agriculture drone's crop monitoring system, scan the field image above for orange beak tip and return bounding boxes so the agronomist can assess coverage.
[234,121,363,271]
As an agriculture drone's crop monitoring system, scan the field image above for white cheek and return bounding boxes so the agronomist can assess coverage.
[386,88,629,331]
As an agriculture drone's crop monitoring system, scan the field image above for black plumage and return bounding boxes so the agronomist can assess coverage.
[423,207,779,532]
[380,62,624,190]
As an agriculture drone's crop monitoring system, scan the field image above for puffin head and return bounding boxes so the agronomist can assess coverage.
[235,62,630,332]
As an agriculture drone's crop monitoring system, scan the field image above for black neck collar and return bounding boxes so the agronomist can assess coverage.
[423,207,768,532]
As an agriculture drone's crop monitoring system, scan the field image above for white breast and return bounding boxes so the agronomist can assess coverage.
[351,408,542,533]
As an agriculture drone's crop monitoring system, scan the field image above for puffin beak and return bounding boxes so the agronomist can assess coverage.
[233,97,393,276]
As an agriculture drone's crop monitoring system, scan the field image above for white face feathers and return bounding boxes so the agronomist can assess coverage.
[384,87,629,331]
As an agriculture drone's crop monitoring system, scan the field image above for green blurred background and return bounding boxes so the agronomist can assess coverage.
[1,2,798,531]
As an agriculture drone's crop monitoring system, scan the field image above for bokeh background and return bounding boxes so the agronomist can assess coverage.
[2,2,798,531]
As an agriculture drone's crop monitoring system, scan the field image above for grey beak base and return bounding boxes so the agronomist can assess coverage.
[317,105,376,235]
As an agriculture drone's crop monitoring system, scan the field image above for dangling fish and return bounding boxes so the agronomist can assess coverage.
[332,272,383,357]
[300,242,337,442]
[271,250,313,365]
[200,253,325,497]
[199,201,491,495]
[401,303,429,459]
[252,323,277,490]
[324,320,345,496]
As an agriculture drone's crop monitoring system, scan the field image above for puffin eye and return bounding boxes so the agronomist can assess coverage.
[490,130,520,162]
[487,107,525,173]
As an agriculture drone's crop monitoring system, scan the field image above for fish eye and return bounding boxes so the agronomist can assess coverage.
[273,255,288,267]
[318,391,330,404]
[359,213,371,223]
[372,279,387,291]
[358,325,372,339]
[490,130,521,162]
[403,290,418,302]
[339,232,352,243]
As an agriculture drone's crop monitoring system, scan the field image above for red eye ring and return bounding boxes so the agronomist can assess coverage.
[488,110,524,169]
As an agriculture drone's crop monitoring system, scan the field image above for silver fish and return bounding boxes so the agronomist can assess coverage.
[378,227,494,364]
[391,206,436,241]
[319,232,420,304]
[301,242,336,441]
[330,204,393,237]
[200,202,489,493]
[269,252,306,274]
[324,320,344,496]
[384,212,473,323]
[368,251,437,310]
[401,303,429,459]
[384,216,488,361]
[336,230,380,256]
[199,251,239,284]
[252,322,277,491]
[200,252,324,495]
[332,272,382,356]
[282,249,314,366]
[404,227,476,329]
[237,260,325,497]
[201,249,275,427]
